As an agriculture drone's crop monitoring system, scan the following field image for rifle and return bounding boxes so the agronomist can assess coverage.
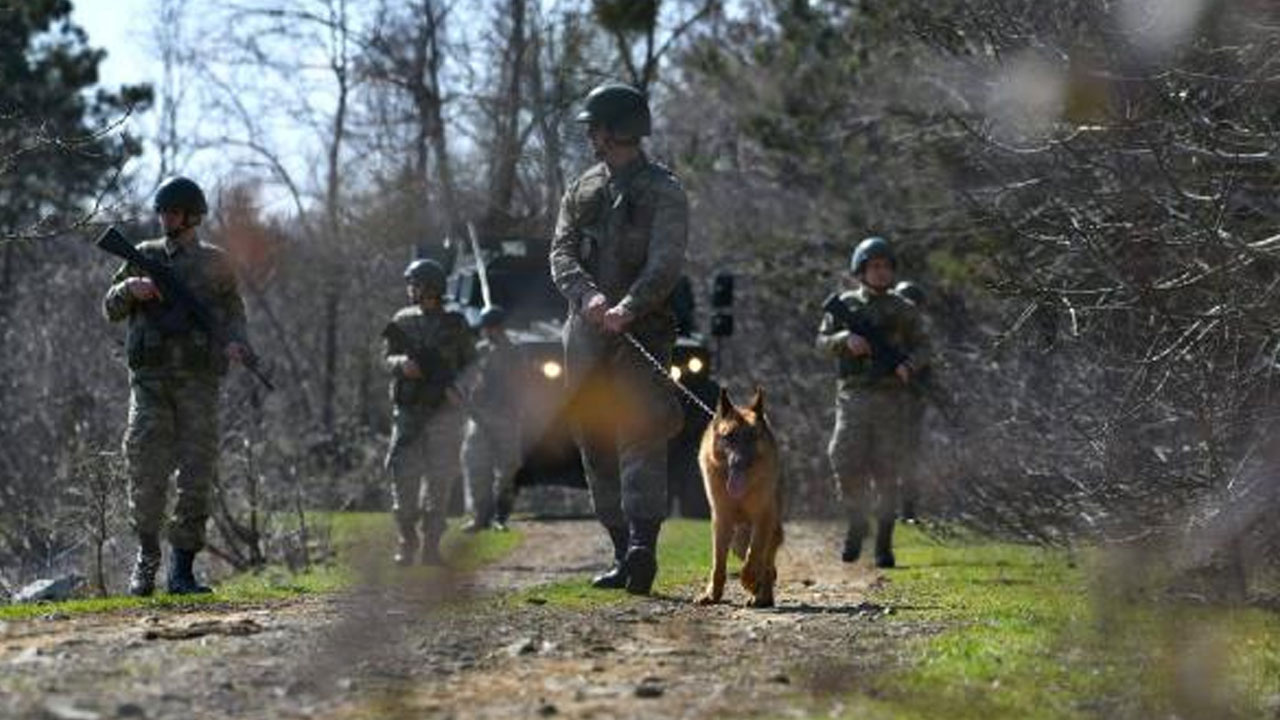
[821,293,909,382]
[823,293,963,427]
[96,226,275,391]
[381,321,458,407]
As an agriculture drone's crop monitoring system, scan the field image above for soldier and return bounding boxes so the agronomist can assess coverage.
[460,305,523,533]
[103,176,251,596]
[893,280,929,522]
[383,258,476,565]
[817,237,930,568]
[550,82,689,595]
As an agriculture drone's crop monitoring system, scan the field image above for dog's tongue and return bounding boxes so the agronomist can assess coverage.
[726,460,749,499]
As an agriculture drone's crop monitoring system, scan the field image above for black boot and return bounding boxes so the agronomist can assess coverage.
[394,517,419,566]
[461,502,493,534]
[590,525,630,589]
[129,534,161,597]
[841,514,867,563]
[167,548,212,595]
[624,519,661,596]
[874,514,896,569]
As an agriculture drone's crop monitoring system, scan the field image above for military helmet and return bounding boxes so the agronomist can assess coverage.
[575,83,651,137]
[479,305,507,328]
[895,280,926,306]
[850,236,896,275]
[153,176,208,215]
[404,258,447,297]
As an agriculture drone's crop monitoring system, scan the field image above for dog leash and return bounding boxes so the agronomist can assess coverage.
[622,331,716,419]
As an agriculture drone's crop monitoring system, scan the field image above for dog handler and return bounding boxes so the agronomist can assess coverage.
[550,83,689,595]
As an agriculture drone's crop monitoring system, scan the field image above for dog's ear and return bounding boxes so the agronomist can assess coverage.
[716,387,733,417]
[749,386,765,415]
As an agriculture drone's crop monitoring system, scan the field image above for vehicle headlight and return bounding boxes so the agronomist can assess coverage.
[542,360,563,379]
[669,366,683,381]
[686,356,705,374]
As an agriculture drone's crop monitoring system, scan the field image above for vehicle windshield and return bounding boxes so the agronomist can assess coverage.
[452,237,567,327]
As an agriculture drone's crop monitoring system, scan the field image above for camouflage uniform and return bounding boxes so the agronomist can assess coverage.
[550,153,688,531]
[461,332,524,525]
[817,286,930,561]
[383,305,475,557]
[103,236,247,552]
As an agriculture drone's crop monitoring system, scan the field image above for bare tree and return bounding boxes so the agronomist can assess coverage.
[591,0,719,92]
[363,0,462,237]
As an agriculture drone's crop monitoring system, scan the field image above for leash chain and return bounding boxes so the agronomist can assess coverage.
[622,331,716,419]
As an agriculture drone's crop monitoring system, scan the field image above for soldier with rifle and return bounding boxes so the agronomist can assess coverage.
[382,258,476,565]
[101,176,260,596]
[816,236,931,568]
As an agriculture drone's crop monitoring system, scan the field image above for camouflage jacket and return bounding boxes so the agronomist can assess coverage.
[102,236,247,377]
[467,334,523,421]
[383,305,476,408]
[816,286,931,390]
[549,153,689,325]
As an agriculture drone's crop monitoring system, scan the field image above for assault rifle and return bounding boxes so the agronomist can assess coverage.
[821,293,909,382]
[381,322,458,407]
[96,226,275,391]
[822,292,961,427]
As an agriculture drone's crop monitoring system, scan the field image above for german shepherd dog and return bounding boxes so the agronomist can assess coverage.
[695,387,784,608]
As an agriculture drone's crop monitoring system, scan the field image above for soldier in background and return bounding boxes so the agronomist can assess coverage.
[550,83,689,596]
[460,306,523,532]
[893,280,930,522]
[816,237,930,568]
[383,259,476,565]
[103,176,251,596]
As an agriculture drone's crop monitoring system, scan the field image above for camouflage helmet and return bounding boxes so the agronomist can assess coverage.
[404,258,447,297]
[153,176,208,215]
[575,83,651,137]
[850,236,896,275]
[479,305,507,328]
[894,280,926,307]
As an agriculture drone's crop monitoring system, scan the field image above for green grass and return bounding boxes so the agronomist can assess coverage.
[858,526,1280,719]
[0,512,523,621]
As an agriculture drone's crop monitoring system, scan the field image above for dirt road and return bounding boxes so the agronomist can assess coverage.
[1,521,923,719]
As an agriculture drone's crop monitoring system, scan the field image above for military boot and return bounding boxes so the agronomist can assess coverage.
[461,502,494,534]
[167,548,213,595]
[394,517,419,566]
[419,516,446,566]
[841,514,868,563]
[624,519,662,596]
[874,514,896,569]
[128,534,162,597]
[590,524,630,589]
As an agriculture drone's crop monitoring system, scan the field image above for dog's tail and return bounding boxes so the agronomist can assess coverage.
[730,523,751,560]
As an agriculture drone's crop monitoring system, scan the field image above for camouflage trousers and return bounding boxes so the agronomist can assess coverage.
[461,416,521,516]
[564,314,683,528]
[122,372,220,551]
[827,384,912,519]
[386,403,464,530]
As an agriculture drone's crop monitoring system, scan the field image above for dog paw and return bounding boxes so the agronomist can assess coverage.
[745,595,775,609]
[694,590,720,605]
